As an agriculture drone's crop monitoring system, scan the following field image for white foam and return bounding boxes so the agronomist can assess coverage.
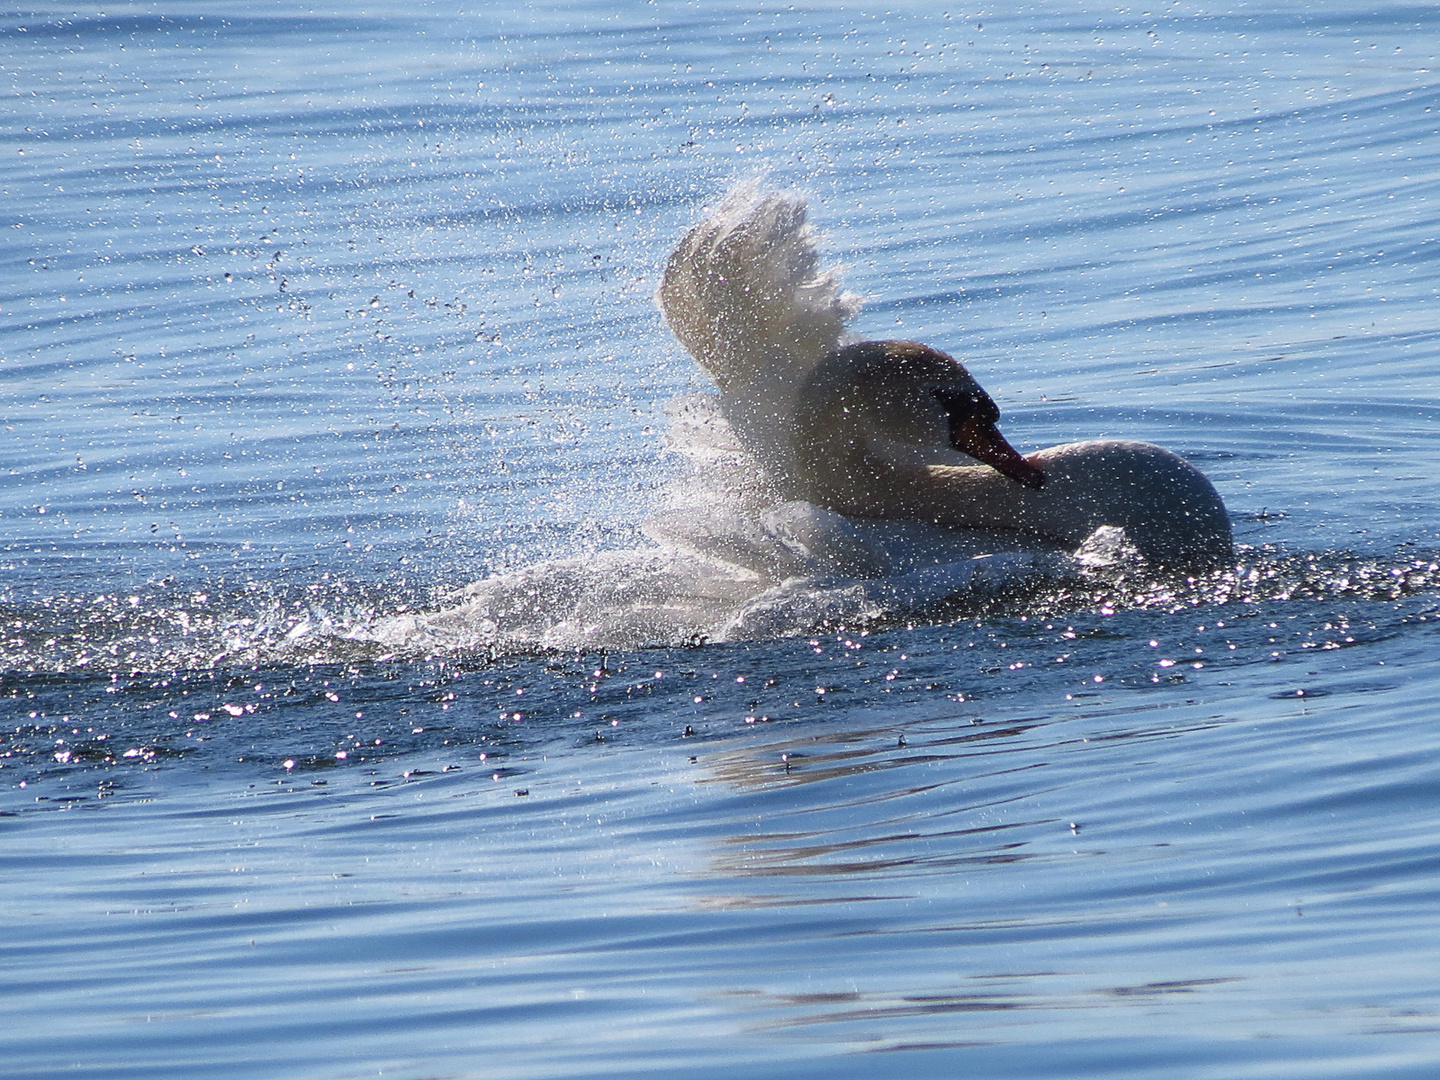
[367,389,1080,653]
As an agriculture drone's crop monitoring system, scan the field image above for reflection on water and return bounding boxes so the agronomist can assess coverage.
[5,604,1440,1076]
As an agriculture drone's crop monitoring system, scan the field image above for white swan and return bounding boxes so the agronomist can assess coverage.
[658,183,1233,572]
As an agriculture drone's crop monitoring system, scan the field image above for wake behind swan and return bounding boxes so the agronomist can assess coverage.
[366,183,1231,654]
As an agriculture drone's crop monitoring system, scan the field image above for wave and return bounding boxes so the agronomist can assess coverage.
[2,541,1436,673]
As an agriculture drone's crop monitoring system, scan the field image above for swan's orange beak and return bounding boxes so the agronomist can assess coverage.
[952,414,1046,490]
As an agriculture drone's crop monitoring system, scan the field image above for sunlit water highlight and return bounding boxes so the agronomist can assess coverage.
[3,3,1440,1078]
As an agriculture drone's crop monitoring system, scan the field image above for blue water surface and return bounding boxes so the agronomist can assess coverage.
[3,3,1440,1078]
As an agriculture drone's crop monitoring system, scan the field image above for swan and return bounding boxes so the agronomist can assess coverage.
[657,182,1233,573]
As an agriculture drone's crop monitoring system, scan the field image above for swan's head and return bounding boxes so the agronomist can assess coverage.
[802,341,1045,490]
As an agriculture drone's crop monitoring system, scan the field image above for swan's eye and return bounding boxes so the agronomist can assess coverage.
[934,387,999,424]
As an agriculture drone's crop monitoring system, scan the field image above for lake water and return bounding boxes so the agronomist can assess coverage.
[3,3,1440,1077]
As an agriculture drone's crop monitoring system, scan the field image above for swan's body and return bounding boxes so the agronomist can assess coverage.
[658,183,1233,572]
